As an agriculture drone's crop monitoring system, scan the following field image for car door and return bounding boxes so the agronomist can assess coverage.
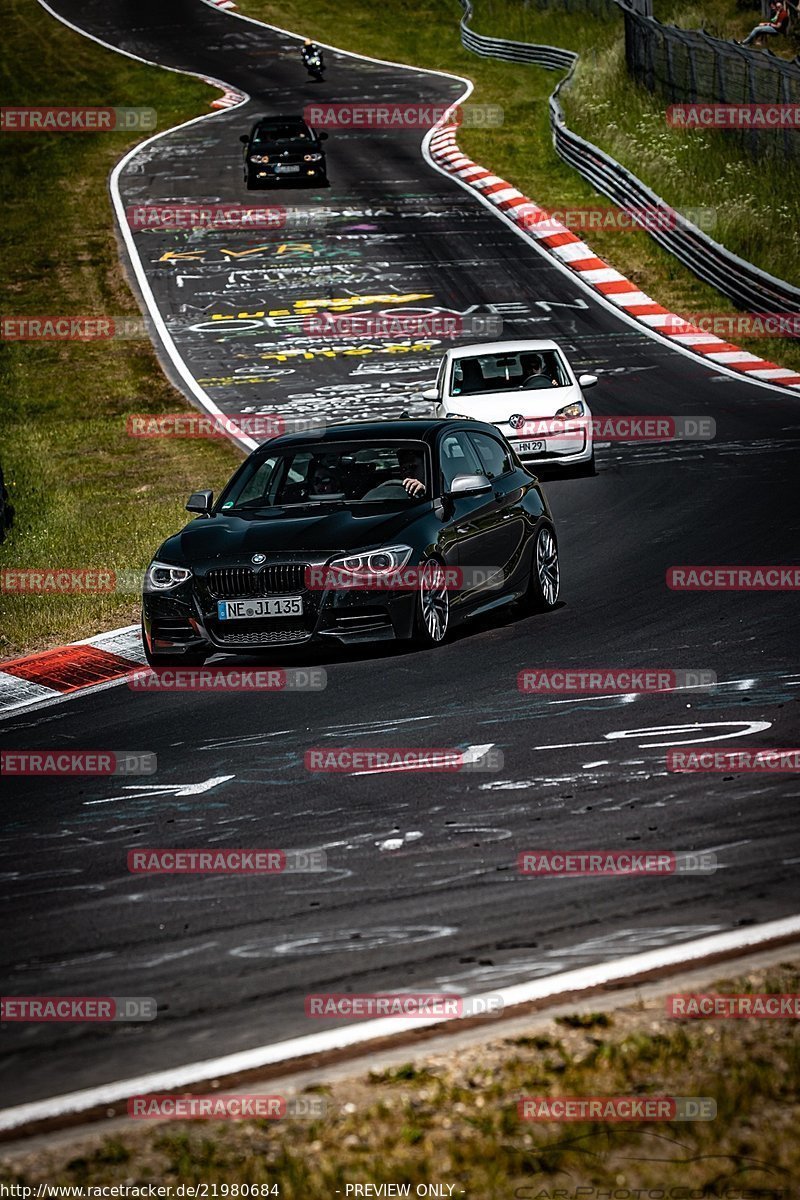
[437,430,507,609]
[466,432,529,592]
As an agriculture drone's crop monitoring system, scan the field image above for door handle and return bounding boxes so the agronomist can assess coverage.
[456,525,473,535]
[500,512,514,520]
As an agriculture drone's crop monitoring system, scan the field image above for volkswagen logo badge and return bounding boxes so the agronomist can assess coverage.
[251,553,266,565]
[509,414,524,430]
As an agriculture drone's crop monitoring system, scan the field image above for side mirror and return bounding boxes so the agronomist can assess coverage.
[186,490,213,515]
[421,388,439,402]
[449,473,492,497]
[239,134,249,145]
[318,131,329,141]
[578,373,598,389]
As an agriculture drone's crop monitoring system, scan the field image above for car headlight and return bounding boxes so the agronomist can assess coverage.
[329,545,413,575]
[304,153,323,162]
[145,561,192,591]
[554,400,585,420]
[250,154,269,163]
[447,413,475,420]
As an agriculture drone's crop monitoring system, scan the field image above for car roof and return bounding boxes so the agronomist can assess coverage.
[251,115,309,132]
[443,339,561,358]
[253,114,306,125]
[255,417,505,452]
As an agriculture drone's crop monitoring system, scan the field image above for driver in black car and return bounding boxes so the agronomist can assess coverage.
[396,448,426,497]
[358,448,426,500]
[520,353,559,388]
[307,462,342,495]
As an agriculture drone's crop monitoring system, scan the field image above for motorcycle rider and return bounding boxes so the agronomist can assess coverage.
[301,38,324,73]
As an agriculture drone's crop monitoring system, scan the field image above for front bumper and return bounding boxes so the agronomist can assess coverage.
[507,429,592,466]
[248,161,326,184]
[142,566,417,656]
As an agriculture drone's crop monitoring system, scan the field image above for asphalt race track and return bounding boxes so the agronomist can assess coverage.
[2,0,800,1109]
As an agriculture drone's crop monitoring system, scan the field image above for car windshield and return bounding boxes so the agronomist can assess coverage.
[218,441,430,510]
[252,123,311,145]
[451,350,570,396]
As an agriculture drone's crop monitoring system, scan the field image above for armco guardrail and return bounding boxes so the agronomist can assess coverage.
[460,13,574,70]
[457,0,800,322]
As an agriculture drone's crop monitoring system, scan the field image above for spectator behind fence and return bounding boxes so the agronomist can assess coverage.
[736,0,790,46]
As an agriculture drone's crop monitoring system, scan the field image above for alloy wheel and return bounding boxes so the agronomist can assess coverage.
[420,559,449,643]
[536,527,560,606]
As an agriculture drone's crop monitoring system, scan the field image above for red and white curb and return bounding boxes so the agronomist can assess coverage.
[0,626,144,719]
[203,79,246,109]
[428,123,800,391]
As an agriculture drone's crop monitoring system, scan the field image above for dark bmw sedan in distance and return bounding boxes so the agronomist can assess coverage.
[141,419,560,666]
[240,114,328,188]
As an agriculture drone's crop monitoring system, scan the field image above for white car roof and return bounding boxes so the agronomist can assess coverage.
[444,339,562,359]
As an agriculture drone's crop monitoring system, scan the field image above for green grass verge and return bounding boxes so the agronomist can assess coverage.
[240,0,799,374]
[3,962,798,1193]
[0,0,240,658]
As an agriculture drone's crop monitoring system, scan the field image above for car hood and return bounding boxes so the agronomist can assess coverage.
[157,505,425,566]
[444,381,586,420]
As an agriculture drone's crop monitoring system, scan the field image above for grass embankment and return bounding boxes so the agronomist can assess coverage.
[243,0,799,374]
[3,962,798,1194]
[658,0,800,59]
[0,1,240,658]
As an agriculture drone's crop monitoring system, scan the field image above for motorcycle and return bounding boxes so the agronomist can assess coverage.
[303,49,325,81]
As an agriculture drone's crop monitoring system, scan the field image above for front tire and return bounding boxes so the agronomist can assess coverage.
[412,557,450,647]
[521,524,560,613]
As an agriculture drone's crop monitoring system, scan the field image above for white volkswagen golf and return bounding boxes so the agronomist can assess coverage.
[424,340,598,475]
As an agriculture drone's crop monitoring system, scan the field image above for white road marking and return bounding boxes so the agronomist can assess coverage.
[534,719,772,751]
[351,743,495,775]
[83,776,235,805]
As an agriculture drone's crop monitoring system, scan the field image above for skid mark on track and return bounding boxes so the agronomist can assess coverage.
[230,924,457,958]
[432,924,726,993]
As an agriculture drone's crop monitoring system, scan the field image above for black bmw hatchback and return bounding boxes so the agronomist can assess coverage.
[141,419,560,666]
[240,115,328,188]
